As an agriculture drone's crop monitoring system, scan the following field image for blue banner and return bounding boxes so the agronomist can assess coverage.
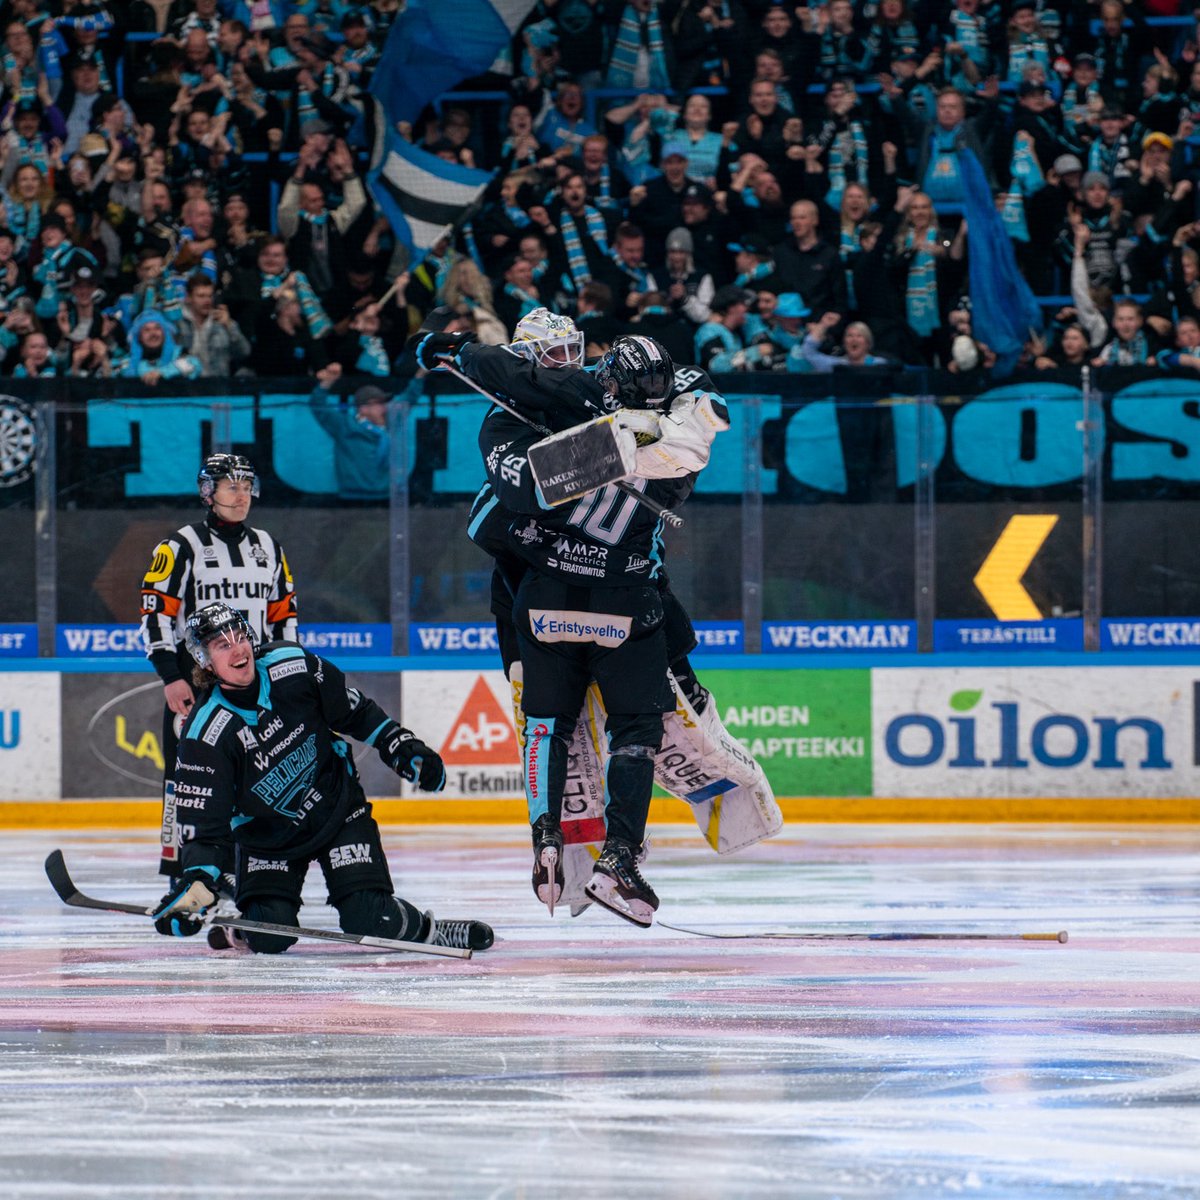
[935,619,1085,652]
[0,624,36,656]
[409,622,500,655]
[1101,619,1200,651]
[56,625,144,657]
[298,624,392,656]
[692,621,745,653]
[762,621,917,653]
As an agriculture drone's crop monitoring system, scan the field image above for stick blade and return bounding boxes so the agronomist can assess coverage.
[44,850,76,904]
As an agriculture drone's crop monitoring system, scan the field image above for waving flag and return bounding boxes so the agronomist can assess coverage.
[367,0,538,252]
[370,0,537,128]
[369,134,491,252]
[958,147,1043,377]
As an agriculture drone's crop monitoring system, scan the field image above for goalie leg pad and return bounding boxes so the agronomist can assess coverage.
[655,678,783,855]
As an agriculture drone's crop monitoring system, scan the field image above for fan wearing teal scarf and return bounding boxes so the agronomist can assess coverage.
[606,0,671,89]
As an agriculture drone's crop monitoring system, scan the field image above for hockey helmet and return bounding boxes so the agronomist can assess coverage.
[510,307,584,369]
[198,453,259,504]
[185,602,256,669]
[596,335,675,410]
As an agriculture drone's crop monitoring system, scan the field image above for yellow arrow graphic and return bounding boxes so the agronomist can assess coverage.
[973,515,1059,620]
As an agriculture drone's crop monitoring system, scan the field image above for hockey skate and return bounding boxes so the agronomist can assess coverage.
[584,840,659,928]
[531,814,564,915]
[423,912,495,951]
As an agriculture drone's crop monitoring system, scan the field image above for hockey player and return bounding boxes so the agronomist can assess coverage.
[140,453,298,879]
[150,602,493,954]
[420,327,752,926]
[451,318,779,913]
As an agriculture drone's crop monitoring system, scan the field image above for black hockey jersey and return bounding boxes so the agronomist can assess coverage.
[140,516,298,685]
[175,642,394,872]
[461,343,722,587]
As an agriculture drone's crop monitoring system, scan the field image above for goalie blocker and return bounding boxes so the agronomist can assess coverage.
[527,414,638,506]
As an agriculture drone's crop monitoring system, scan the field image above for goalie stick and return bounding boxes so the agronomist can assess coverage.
[441,362,684,528]
[658,920,1068,943]
[44,851,473,960]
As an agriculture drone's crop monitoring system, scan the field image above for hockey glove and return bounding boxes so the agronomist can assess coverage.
[149,865,221,937]
[411,331,476,370]
[378,720,447,792]
[628,392,729,479]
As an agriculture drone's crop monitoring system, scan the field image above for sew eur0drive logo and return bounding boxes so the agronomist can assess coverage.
[436,676,523,796]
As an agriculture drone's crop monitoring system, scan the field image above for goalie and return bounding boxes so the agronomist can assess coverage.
[417,312,780,922]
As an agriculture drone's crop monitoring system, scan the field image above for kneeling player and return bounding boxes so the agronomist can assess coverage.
[151,603,493,953]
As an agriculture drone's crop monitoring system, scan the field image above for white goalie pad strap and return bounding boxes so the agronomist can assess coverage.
[528,414,639,505]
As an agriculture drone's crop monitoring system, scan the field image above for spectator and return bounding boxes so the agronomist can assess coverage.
[277,138,367,309]
[667,93,726,186]
[661,226,714,325]
[309,361,392,501]
[1154,315,1200,371]
[628,140,692,257]
[58,54,105,157]
[535,78,595,159]
[121,308,201,381]
[13,327,55,376]
[176,273,251,377]
[254,284,330,375]
[695,283,769,371]
[794,312,888,371]
[605,0,672,90]
[891,188,966,362]
[1092,298,1157,366]
[607,220,659,318]
[774,199,847,320]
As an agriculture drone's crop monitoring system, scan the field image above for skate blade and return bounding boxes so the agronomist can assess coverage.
[583,874,654,928]
[535,846,562,917]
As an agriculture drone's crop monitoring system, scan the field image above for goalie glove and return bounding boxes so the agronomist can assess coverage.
[378,720,447,792]
[149,865,222,937]
[410,331,477,370]
[628,391,730,479]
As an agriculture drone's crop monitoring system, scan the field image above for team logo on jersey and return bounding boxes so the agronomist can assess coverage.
[144,542,176,584]
[514,519,541,545]
[625,555,652,574]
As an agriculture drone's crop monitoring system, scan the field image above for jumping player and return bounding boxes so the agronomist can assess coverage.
[150,602,493,954]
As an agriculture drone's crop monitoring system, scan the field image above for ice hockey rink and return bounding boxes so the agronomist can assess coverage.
[2,821,1198,1199]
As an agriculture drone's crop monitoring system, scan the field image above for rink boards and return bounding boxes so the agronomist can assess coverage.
[3,654,1200,821]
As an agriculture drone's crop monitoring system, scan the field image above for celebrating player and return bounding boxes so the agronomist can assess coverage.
[150,602,493,954]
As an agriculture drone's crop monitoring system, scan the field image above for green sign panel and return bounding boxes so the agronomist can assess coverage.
[704,669,872,797]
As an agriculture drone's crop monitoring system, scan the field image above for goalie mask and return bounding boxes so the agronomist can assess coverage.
[185,602,257,669]
[596,335,675,411]
[198,453,259,504]
[510,307,584,369]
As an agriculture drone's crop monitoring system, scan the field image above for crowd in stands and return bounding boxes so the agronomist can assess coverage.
[5,0,1200,383]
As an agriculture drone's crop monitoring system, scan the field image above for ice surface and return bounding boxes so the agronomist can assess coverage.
[1,824,1197,1199]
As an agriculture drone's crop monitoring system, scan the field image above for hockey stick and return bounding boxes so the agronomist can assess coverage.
[44,851,473,960]
[440,362,684,529]
[658,920,1068,943]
